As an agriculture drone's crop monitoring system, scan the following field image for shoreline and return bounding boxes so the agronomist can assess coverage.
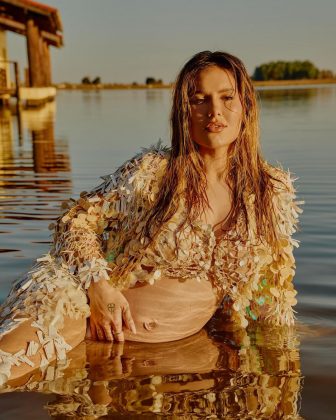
[55,78,336,90]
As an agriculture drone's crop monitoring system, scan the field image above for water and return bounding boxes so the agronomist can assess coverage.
[0,85,335,419]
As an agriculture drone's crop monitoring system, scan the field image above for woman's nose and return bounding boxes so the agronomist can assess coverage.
[207,98,223,118]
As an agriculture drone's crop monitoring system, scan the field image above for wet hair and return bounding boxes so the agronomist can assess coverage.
[144,50,286,251]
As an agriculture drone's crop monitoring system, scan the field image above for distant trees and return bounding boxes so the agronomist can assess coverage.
[81,76,102,85]
[319,69,335,79]
[252,60,335,81]
[81,76,91,84]
[79,76,166,86]
[145,77,163,85]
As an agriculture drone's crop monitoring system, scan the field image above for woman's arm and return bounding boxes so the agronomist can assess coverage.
[49,143,169,340]
[49,157,143,341]
[51,187,116,290]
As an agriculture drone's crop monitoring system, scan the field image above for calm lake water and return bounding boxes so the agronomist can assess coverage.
[0,85,335,419]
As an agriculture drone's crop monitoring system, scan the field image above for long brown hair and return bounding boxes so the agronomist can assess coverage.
[144,50,286,251]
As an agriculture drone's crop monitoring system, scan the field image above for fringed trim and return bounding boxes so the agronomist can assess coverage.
[0,252,90,386]
[267,163,305,239]
[30,321,73,363]
[0,322,74,387]
[0,348,35,386]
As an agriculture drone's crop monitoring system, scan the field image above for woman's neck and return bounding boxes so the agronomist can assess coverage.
[198,145,229,183]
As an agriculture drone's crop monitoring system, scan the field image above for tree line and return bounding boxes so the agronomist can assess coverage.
[81,76,101,85]
[252,60,335,81]
[79,61,335,85]
[80,76,164,85]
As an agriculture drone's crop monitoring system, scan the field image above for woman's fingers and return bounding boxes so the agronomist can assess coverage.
[113,331,125,342]
[111,309,124,342]
[122,305,137,334]
[96,325,105,341]
[90,320,98,341]
[102,323,114,342]
[91,303,134,343]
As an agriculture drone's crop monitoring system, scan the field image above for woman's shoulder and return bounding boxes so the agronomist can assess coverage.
[55,141,171,232]
[90,140,170,196]
[117,140,170,174]
[131,140,171,181]
[262,160,296,192]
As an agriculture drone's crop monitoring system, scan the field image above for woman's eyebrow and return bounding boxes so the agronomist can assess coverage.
[194,88,235,95]
[218,88,235,93]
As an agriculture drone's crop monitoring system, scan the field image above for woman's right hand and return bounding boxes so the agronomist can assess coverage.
[88,279,137,342]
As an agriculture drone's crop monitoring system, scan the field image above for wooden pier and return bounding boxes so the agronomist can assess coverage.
[0,0,63,107]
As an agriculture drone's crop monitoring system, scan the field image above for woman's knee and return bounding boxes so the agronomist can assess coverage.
[59,316,87,348]
[0,315,87,384]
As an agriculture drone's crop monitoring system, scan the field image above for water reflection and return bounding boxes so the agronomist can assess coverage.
[82,89,102,104]
[0,108,14,170]
[0,102,71,175]
[0,103,72,284]
[257,85,334,107]
[0,316,304,418]
[146,89,164,102]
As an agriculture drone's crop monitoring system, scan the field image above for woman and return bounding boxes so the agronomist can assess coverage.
[0,50,303,385]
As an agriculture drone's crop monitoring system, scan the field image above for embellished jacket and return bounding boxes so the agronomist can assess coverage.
[51,141,304,329]
[0,141,304,385]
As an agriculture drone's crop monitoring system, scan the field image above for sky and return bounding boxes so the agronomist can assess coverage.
[6,0,336,84]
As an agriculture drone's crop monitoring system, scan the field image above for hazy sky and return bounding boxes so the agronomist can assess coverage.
[7,0,336,84]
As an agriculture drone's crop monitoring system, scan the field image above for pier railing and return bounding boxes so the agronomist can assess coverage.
[0,59,20,103]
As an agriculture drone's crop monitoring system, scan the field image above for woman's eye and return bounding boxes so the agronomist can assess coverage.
[191,98,205,104]
[191,95,234,105]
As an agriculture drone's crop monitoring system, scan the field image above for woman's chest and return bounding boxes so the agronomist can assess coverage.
[198,182,233,235]
[104,187,258,282]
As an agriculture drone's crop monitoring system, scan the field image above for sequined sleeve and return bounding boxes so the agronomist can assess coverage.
[50,142,170,290]
[50,182,117,290]
[248,167,304,326]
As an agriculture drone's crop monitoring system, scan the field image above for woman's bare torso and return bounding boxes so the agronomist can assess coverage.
[123,181,231,343]
[123,276,219,342]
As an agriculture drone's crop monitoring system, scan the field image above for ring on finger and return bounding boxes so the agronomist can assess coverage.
[107,303,115,313]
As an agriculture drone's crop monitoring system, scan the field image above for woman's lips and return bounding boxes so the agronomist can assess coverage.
[205,123,227,133]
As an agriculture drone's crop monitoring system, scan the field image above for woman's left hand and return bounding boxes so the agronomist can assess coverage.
[87,279,136,342]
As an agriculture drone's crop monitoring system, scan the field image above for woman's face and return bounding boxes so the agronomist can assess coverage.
[189,65,243,151]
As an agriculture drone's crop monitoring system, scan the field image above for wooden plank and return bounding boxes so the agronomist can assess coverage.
[0,16,62,46]
[2,0,58,18]
[0,87,15,94]
[40,29,62,47]
[26,18,41,86]
[41,40,51,85]
[0,0,63,34]
[0,15,25,35]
